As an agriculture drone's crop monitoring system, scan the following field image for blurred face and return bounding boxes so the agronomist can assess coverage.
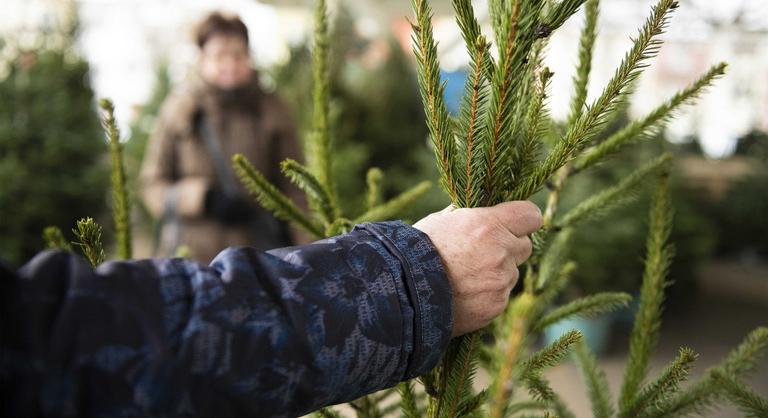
[199,34,252,90]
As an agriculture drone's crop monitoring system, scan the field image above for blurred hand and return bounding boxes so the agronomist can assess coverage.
[413,201,542,337]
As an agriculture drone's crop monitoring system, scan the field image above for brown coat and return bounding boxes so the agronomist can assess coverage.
[140,77,305,263]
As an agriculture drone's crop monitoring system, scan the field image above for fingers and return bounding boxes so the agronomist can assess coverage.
[485,201,543,237]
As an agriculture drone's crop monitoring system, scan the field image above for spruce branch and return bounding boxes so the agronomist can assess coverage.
[398,381,420,418]
[439,332,481,418]
[307,0,338,211]
[513,0,679,200]
[455,389,487,417]
[314,408,343,418]
[576,62,727,171]
[99,98,132,260]
[72,217,106,267]
[556,153,672,229]
[620,170,675,410]
[521,329,583,379]
[412,0,459,201]
[513,66,553,185]
[533,292,632,331]
[43,226,71,251]
[452,0,495,79]
[645,327,768,418]
[353,181,431,223]
[507,400,549,415]
[711,370,768,418]
[545,0,589,31]
[233,154,324,237]
[280,159,338,224]
[574,341,614,418]
[537,229,575,294]
[621,347,698,418]
[365,167,384,210]
[567,0,599,127]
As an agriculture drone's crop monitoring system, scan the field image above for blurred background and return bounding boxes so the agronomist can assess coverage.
[0,0,766,416]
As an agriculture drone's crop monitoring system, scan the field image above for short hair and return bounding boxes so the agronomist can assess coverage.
[195,12,249,49]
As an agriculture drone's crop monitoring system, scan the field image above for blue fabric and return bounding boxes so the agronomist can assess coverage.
[0,221,453,417]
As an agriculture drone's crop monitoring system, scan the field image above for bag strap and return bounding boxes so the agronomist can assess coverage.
[197,112,241,197]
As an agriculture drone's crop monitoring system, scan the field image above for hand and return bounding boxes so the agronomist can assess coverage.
[413,201,542,337]
[205,190,253,225]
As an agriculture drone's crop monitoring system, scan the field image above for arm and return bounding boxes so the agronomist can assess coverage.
[1,222,451,418]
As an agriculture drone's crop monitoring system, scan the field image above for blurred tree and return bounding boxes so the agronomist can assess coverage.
[0,28,108,265]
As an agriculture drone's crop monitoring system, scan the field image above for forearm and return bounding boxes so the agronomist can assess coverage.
[1,221,452,417]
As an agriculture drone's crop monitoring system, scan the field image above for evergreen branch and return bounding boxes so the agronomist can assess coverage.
[536,229,575,294]
[233,154,323,237]
[412,0,459,201]
[573,341,614,418]
[556,153,672,229]
[353,181,431,223]
[99,98,131,260]
[458,35,492,207]
[619,170,675,410]
[622,347,698,418]
[325,217,353,236]
[71,217,106,267]
[525,373,557,402]
[490,293,535,418]
[550,393,578,418]
[711,370,768,418]
[307,0,337,208]
[645,327,768,418]
[365,167,384,210]
[513,0,679,200]
[440,332,481,418]
[538,260,577,312]
[398,381,420,418]
[545,0,589,31]
[452,0,495,78]
[506,400,549,415]
[314,408,343,418]
[280,159,338,224]
[522,330,583,378]
[513,66,553,184]
[533,292,632,331]
[456,388,487,417]
[43,226,71,251]
[567,0,599,127]
[576,62,727,171]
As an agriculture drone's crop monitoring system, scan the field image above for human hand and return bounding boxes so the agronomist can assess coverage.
[413,201,542,337]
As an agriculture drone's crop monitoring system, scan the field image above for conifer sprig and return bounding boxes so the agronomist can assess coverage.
[452,0,495,79]
[398,381,420,418]
[365,168,384,210]
[545,0,589,30]
[556,153,672,229]
[622,347,698,418]
[533,292,632,331]
[620,171,675,410]
[574,342,614,418]
[353,181,431,224]
[567,0,599,127]
[576,62,727,171]
[72,217,106,267]
[43,226,71,251]
[99,98,132,260]
[233,154,323,237]
[280,159,338,224]
[711,371,768,418]
[412,0,458,201]
[514,0,679,200]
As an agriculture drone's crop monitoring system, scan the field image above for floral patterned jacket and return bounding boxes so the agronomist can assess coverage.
[0,221,453,417]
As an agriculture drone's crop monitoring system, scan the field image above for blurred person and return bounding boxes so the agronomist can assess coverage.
[1,202,542,417]
[140,12,304,263]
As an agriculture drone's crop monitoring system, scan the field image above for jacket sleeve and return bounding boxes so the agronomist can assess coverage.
[0,221,453,418]
[139,95,211,219]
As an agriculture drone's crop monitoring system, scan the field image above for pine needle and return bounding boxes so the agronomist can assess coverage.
[72,217,106,267]
[353,181,431,223]
[314,408,343,418]
[399,380,420,418]
[545,0,589,31]
[576,62,727,171]
[567,0,599,127]
[43,226,71,251]
[233,154,323,237]
[573,341,614,418]
[556,153,672,229]
[439,332,482,418]
[533,292,632,331]
[619,171,675,410]
[452,0,495,79]
[522,329,583,379]
[100,98,132,260]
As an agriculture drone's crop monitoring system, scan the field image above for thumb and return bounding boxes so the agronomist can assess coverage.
[484,201,543,237]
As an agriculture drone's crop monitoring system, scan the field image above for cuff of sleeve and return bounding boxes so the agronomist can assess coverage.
[357,221,453,378]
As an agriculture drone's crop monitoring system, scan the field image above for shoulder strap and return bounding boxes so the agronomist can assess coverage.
[197,112,241,197]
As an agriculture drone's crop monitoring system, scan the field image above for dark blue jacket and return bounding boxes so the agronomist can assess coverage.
[0,222,453,417]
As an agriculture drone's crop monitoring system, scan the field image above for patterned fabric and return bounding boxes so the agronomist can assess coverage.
[0,221,453,417]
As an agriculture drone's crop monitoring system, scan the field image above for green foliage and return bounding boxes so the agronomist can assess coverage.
[72,217,106,267]
[621,347,697,418]
[573,342,614,418]
[711,371,768,418]
[533,292,632,331]
[43,226,71,251]
[99,98,132,259]
[0,35,108,265]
